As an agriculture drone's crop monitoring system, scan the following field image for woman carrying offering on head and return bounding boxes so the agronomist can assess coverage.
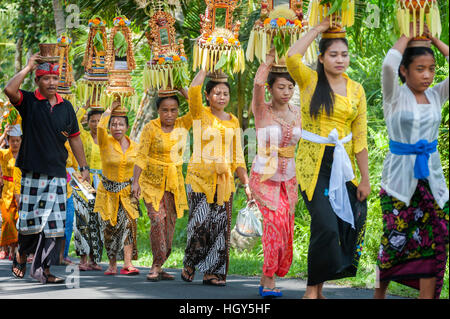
[94,100,139,276]
[132,91,192,282]
[374,25,449,300]
[286,17,370,299]
[249,49,301,298]
[181,70,252,286]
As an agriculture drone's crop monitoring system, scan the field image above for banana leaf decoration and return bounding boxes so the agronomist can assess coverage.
[143,54,189,92]
[193,33,246,76]
[82,15,108,72]
[1,107,20,133]
[114,31,128,58]
[246,2,318,65]
[308,0,355,28]
[396,0,441,39]
[94,31,105,52]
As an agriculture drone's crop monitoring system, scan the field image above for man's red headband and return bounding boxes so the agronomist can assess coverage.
[35,63,60,77]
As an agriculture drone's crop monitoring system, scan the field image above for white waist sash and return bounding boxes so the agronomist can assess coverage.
[302,128,355,228]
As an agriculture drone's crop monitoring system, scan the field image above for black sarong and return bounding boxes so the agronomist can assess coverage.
[301,146,367,286]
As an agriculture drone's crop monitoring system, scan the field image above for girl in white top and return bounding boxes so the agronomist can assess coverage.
[375,28,449,299]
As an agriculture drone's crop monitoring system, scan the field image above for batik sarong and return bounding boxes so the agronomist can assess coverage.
[183,184,233,281]
[377,179,449,299]
[146,191,177,268]
[73,190,104,263]
[100,177,137,261]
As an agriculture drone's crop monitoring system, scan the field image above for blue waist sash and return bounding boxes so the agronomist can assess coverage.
[389,139,438,179]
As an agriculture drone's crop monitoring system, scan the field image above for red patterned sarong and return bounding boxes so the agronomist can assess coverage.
[256,182,295,278]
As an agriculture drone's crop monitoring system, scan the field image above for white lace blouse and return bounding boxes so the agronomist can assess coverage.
[381,48,449,208]
[252,124,302,182]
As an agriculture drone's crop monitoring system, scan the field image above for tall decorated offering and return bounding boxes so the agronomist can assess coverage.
[104,16,137,113]
[247,1,318,65]
[143,10,189,96]
[192,0,245,80]
[78,16,109,110]
[1,100,21,135]
[56,34,75,104]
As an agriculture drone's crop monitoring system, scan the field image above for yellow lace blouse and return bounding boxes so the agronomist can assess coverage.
[185,85,246,205]
[136,114,192,218]
[93,115,139,226]
[0,149,18,209]
[76,108,102,171]
[286,53,368,201]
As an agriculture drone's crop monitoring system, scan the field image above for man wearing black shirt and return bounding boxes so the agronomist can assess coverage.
[4,52,90,284]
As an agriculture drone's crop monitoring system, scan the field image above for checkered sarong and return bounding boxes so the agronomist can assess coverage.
[18,171,67,238]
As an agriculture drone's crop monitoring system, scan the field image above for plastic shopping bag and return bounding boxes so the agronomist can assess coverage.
[235,200,262,237]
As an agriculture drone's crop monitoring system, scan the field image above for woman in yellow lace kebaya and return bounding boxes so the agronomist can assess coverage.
[73,100,104,271]
[132,93,192,282]
[0,124,22,260]
[181,70,252,286]
[287,18,370,299]
[94,102,139,276]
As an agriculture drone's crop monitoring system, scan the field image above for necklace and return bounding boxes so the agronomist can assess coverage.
[269,104,297,127]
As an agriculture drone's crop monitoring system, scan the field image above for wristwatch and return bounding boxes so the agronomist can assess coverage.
[79,166,90,172]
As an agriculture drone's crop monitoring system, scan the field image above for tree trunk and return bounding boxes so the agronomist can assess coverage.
[236,72,248,130]
[129,90,158,142]
[52,0,66,36]
[15,37,23,73]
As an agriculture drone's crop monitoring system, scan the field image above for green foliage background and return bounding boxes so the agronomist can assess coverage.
[0,0,448,299]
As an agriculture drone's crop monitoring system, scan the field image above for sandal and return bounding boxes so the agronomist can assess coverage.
[88,263,102,271]
[202,277,226,287]
[259,285,264,296]
[46,274,65,284]
[146,271,162,282]
[63,258,74,266]
[120,266,140,276]
[261,287,282,299]
[78,263,91,271]
[181,267,195,282]
[11,256,26,279]
[104,269,117,276]
[160,271,175,281]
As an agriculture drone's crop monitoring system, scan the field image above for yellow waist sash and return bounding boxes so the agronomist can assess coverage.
[203,155,233,206]
[147,157,183,196]
[258,145,296,182]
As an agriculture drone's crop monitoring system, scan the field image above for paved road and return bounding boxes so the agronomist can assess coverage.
[0,259,408,299]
